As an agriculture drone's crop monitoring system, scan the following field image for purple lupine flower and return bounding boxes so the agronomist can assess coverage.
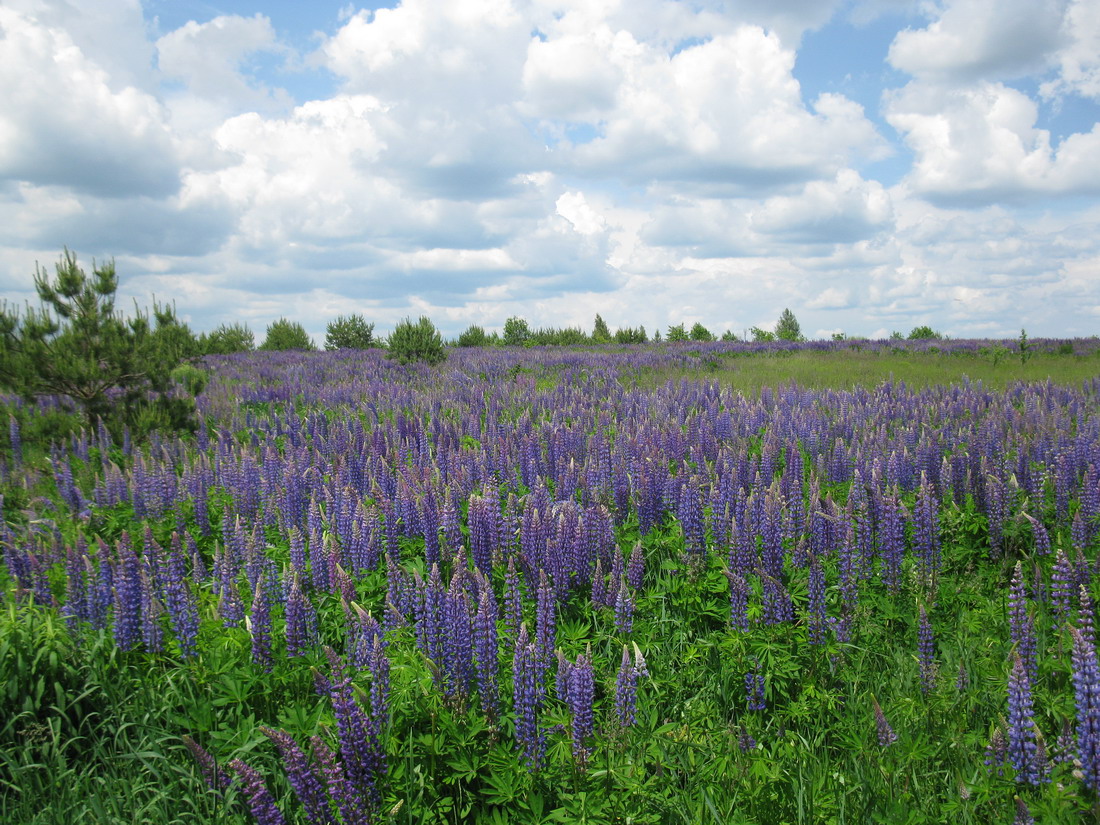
[320,649,385,808]
[985,725,1008,776]
[182,735,228,791]
[872,695,897,747]
[627,541,644,593]
[474,586,500,724]
[535,569,556,664]
[1053,718,1075,766]
[726,569,750,632]
[613,576,634,634]
[262,727,335,825]
[112,534,142,651]
[139,564,164,654]
[917,605,936,695]
[955,661,969,692]
[1008,562,1037,680]
[310,734,368,825]
[1069,625,1100,792]
[227,758,286,825]
[1013,796,1034,825]
[1079,583,1097,647]
[286,574,319,657]
[1026,514,1051,556]
[877,493,905,593]
[250,579,273,672]
[737,725,756,752]
[1006,652,1042,786]
[512,624,545,769]
[442,573,474,704]
[615,643,647,728]
[911,471,940,580]
[503,556,523,640]
[1050,549,1074,630]
[164,533,199,658]
[745,657,766,711]
[562,649,596,766]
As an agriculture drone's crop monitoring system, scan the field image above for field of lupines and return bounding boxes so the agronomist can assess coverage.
[2,341,1100,824]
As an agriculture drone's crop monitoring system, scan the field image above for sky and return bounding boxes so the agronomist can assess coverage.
[1,0,1099,343]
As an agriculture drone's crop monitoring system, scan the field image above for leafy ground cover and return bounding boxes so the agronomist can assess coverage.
[1,342,1099,824]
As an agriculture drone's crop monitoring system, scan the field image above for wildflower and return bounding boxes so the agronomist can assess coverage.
[1007,652,1041,785]
[872,695,897,747]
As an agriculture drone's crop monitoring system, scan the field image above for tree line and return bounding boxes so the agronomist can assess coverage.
[0,251,949,453]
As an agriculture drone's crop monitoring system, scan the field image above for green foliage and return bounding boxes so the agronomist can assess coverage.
[720,330,739,342]
[666,323,689,342]
[775,308,804,342]
[200,322,254,355]
[324,314,376,350]
[750,326,776,342]
[503,316,531,347]
[457,325,492,347]
[591,314,612,344]
[387,316,446,365]
[260,318,315,352]
[614,325,648,344]
[1017,329,1031,364]
[529,326,589,346]
[908,325,942,340]
[689,322,715,342]
[0,249,201,441]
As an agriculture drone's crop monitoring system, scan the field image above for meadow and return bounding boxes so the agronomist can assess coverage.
[1,339,1099,824]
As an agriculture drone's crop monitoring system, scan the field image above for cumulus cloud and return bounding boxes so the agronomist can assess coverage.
[888,0,1069,82]
[156,14,290,111]
[885,80,1100,202]
[0,7,180,197]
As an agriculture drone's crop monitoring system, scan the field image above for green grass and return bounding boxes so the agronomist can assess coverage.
[637,349,1100,394]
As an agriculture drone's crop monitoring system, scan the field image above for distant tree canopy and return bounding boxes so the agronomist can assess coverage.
[200,322,255,355]
[457,324,493,347]
[666,323,689,342]
[387,316,446,365]
[591,314,612,344]
[908,325,943,340]
[325,314,376,350]
[750,326,776,343]
[503,316,531,347]
[775,308,804,342]
[0,249,203,439]
[689,322,716,342]
[260,318,315,351]
[614,325,647,344]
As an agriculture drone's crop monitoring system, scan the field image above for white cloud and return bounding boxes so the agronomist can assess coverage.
[1041,0,1100,101]
[0,7,179,197]
[751,170,893,242]
[885,80,1100,202]
[563,26,886,188]
[888,0,1069,82]
[156,14,290,112]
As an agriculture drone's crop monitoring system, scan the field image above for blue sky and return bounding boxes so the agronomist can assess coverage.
[1,0,1098,342]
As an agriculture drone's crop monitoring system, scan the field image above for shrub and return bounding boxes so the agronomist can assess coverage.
[614,326,648,344]
[260,318,315,351]
[689,322,716,342]
[325,314,376,350]
[721,330,739,342]
[667,323,689,342]
[457,325,491,347]
[200,322,254,355]
[907,325,942,340]
[0,249,201,440]
[387,316,446,365]
[503,316,531,347]
[750,326,776,342]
